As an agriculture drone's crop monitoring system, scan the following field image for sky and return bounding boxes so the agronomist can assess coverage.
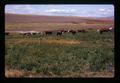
[5,5,114,17]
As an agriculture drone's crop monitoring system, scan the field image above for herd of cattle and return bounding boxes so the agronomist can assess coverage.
[5,27,114,36]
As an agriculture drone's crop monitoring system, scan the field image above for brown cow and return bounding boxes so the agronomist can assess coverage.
[97,27,113,34]
[68,30,76,35]
[77,29,87,33]
[60,30,68,33]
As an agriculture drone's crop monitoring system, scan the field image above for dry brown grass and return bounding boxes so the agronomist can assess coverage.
[79,71,114,78]
[5,69,114,78]
[6,38,81,45]
[5,22,113,32]
[43,39,81,45]
[5,65,114,78]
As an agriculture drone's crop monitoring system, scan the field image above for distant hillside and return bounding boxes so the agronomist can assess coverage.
[5,13,114,23]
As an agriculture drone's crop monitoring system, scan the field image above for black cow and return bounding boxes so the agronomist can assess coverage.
[56,31,63,36]
[5,32,10,35]
[22,33,31,36]
[31,33,37,35]
[45,31,52,35]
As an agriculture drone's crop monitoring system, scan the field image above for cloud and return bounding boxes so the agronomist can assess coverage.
[5,5,114,17]
[99,8,114,13]
[99,8,106,12]
[5,5,35,14]
[45,9,76,14]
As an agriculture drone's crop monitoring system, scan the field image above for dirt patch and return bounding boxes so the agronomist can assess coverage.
[5,69,25,78]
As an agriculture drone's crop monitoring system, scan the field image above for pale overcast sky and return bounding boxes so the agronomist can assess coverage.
[5,4,114,17]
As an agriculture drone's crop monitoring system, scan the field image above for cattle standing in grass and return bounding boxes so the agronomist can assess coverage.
[23,33,31,36]
[60,30,68,33]
[28,31,38,35]
[32,33,36,35]
[63,30,68,33]
[19,31,31,36]
[45,31,52,35]
[57,31,63,36]
[19,31,29,36]
[68,30,76,35]
[21,31,40,36]
[56,30,68,36]
[77,29,87,33]
[38,32,43,35]
[97,27,114,34]
[109,27,114,32]
[5,32,10,35]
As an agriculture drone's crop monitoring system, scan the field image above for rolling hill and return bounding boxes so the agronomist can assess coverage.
[5,13,114,23]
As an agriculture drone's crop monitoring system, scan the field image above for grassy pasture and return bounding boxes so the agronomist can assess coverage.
[5,23,114,77]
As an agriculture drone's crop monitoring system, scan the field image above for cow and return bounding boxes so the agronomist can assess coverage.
[109,27,114,32]
[28,31,39,35]
[56,31,63,36]
[19,31,28,36]
[23,33,31,36]
[38,32,44,35]
[23,31,40,36]
[68,30,76,35]
[5,32,10,35]
[63,30,68,33]
[60,30,68,33]
[19,31,31,36]
[97,27,114,34]
[56,30,68,35]
[77,29,87,33]
[45,31,52,35]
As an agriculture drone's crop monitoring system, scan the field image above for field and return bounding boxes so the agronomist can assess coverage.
[5,14,114,78]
